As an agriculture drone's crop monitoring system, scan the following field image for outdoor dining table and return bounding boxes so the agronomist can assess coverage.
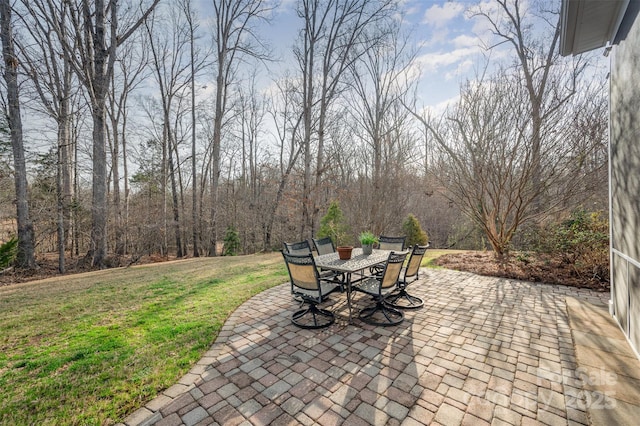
[315,248,391,323]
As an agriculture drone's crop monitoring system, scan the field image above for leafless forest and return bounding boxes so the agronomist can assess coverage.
[0,0,608,271]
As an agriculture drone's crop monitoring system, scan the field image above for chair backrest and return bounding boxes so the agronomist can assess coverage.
[380,251,409,290]
[282,252,320,292]
[283,240,312,255]
[404,244,429,281]
[378,235,406,251]
[313,237,335,256]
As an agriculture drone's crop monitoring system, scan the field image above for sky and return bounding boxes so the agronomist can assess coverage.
[189,0,608,119]
[252,0,507,114]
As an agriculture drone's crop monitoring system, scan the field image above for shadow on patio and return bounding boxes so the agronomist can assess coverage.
[122,268,635,426]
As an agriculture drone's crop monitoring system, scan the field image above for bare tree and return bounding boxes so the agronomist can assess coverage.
[430,73,535,256]
[144,3,194,257]
[347,19,415,233]
[14,0,78,272]
[233,72,267,251]
[472,0,586,211]
[0,0,35,268]
[107,34,150,256]
[263,75,304,249]
[295,0,395,238]
[39,0,160,267]
[207,0,272,256]
[180,0,208,257]
[413,67,606,257]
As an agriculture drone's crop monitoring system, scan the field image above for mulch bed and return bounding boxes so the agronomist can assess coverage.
[435,251,610,292]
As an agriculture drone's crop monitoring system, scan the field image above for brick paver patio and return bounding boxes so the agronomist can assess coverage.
[122,268,621,426]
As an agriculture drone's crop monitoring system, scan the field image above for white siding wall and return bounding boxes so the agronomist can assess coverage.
[610,6,640,356]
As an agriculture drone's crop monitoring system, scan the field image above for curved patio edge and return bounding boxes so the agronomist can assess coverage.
[119,286,257,426]
[118,268,618,426]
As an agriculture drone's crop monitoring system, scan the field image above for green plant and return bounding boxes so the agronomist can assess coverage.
[533,209,609,281]
[317,200,353,246]
[402,214,428,247]
[359,231,378,246]
[0,236,17,269]
[223,225,241,256]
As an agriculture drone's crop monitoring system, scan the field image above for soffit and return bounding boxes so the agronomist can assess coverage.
[560,0,630,56]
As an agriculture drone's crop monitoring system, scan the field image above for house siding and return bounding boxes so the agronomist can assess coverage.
[610,10,640,356]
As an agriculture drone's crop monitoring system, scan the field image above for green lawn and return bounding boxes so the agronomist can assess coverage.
[0,249,456,425]
[0,254,287,425]
[422,249,467,268]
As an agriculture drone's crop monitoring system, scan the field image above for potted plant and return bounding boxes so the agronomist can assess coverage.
[359,231,378,255]
[335,228,355,260]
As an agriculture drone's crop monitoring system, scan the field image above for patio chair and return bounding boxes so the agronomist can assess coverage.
[378,235,406,250]
[371,235,407,275]
[313,236,346,290]
[386,243,429,310]
[353,251,409,326]
[283,240,312,255]
[312,237,335,256]
[282,251,341,329]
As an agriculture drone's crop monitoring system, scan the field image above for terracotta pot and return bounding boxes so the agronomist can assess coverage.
[337,246,353,260]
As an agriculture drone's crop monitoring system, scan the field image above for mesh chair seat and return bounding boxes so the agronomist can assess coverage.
[283,240,312,255]
[294,281,342,300]
[386,243,429,310]
[282,251,341,329]
[371,235,407,276]
[312,236,346,290]
[354,276,397,296]
[353,251,408,326]
[377,235,406,251]
[313,237,335,256]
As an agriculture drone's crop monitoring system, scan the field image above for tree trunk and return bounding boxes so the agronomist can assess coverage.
[167,129,183,258]
[122,103,130,255]
[110,99,124,256]
[190,20,199,257]
[88,0,112,268]
[209,64,224,256]
[56,144,65,273]
[90,100,108,266]
[0,0,36,269]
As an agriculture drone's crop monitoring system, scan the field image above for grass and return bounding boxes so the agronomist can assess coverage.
[0,253,287,425]
[422,249,468,268]
[0,248,455,425]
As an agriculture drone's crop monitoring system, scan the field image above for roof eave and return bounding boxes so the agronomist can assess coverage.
[560,0,630,56]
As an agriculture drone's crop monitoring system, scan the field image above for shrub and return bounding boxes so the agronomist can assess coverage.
[317,200,352,246]
[0,236,17,270]
[534,210,609,281]
[402,214,428,247]
[222,226,241,256]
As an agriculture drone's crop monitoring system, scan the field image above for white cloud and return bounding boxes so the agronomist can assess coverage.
[420,94,459,117]
[451,34,478,49]
[415,46,481,74]
[423,2,465,28]
[397,0,422,17]
[445,59,475,81]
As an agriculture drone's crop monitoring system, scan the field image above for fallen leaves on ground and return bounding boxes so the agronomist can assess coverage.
[436,251,609,292]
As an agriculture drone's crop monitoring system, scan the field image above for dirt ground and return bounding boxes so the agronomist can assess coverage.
[435,251,610,293]
[0,251,610,292]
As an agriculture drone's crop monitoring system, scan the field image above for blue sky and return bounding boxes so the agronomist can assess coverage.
[259,0,498,113]
[191,0,606,121]
[192,0,497,113]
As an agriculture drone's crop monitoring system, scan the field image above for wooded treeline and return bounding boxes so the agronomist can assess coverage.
[0,0,608,271]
